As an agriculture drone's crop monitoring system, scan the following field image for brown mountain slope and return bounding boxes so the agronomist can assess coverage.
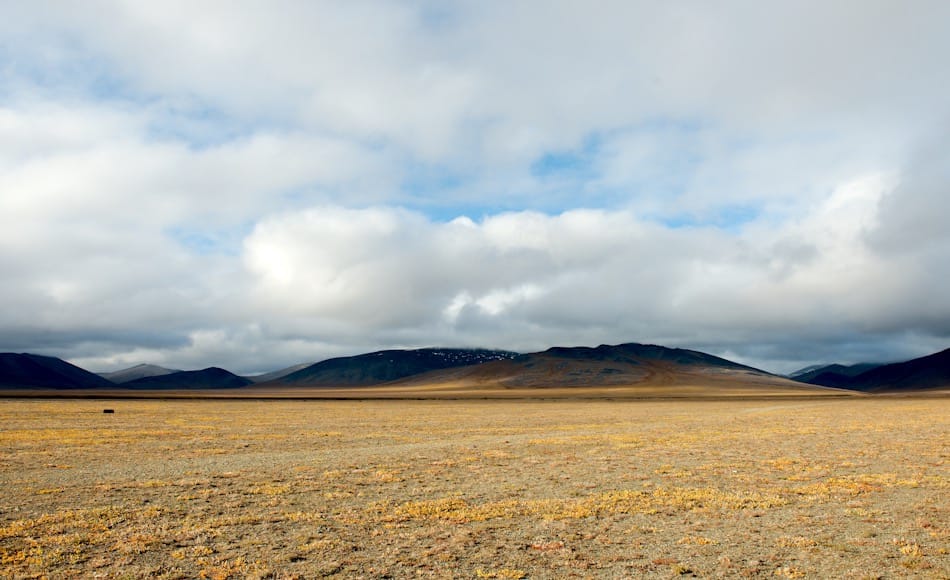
[273,343,852,398]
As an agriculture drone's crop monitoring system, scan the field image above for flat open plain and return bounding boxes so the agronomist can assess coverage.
[1,397,947,578]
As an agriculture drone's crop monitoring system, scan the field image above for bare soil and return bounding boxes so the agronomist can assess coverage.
[1,397,947,578]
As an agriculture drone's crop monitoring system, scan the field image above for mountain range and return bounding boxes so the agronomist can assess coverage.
[791,348,950,392]
[0,343,947,395]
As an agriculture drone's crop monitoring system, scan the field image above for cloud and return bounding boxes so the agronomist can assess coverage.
[239,195,949,372]
[0,100,388,367]
[1,2,948,374]
[9,2,947,161]
[870,131,950,255]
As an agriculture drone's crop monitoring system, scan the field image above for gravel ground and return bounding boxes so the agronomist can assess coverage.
[1,397,947,578]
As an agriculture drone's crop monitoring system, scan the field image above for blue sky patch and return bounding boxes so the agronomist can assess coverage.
[661,204,762,231]
[166,224,252,256]
[530,135,602,180]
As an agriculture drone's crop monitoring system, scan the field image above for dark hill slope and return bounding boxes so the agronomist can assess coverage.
[0,353,115,389]
[123,367,253,390]
[849,348,950,392]
[275,348,518,386]
[796,348,950,392]
[790,363,882,384]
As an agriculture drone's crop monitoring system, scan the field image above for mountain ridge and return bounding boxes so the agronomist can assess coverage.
[0,353,115,389]
[123,367,253,390]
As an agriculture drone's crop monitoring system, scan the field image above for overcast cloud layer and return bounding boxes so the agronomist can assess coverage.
[1,1,948,374]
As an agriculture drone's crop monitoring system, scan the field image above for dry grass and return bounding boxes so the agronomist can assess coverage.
[0,397,947,578]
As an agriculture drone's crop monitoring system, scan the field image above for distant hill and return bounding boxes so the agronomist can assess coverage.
[789,363,883,386]
[0,353,115,389]
[123,367,253,390]
[513,342,763,387]
[794,348,950,392]
[99,364,181,384]
[393,343,768,387]
[375,343,838,397]
[245,362,313,384]
[274,348,519,386]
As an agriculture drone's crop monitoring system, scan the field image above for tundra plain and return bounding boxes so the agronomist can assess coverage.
[1,397,947,579]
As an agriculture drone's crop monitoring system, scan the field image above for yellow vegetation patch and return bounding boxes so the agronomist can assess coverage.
[248,483,292,495]
[776,536,818,548]
[774,565,807,578]
[527,433,641,447]
[391,486,787,523]
[372,469,403,483]
[791,473,927,497]
[475,568,527,579]
[678,535,717,545]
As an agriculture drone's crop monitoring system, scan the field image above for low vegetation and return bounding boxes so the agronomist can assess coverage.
[0,398,946,578]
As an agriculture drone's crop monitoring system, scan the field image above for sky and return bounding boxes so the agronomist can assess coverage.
[1,1,948,375]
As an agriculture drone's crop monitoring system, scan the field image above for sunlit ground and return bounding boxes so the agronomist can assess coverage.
[1,398,947,578]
